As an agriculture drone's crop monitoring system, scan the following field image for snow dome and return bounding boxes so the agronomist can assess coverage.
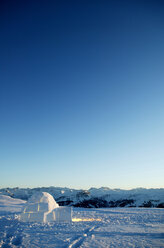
[20,192,72,223]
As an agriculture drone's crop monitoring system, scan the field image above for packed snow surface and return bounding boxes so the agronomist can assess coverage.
[0,195,164,247]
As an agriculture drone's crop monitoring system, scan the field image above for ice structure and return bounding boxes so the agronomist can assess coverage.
[20,192,72,223]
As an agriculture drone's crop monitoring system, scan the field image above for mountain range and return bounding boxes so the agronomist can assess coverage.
[0,187,164,208]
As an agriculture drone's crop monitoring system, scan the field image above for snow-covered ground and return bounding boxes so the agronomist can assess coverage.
[0,195,164,247]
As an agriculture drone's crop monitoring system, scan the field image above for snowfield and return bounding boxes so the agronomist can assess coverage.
[0,195,164,247]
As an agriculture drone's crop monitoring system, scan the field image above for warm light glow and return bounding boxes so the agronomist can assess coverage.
[24,203,40,213]
[72,218,101,222]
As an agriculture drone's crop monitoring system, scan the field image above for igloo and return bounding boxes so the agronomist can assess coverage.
[20,192,72,223]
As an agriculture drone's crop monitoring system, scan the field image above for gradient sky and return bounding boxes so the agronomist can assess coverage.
[0,0,164,189]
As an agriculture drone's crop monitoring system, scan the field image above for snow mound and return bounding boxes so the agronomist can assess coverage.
[0,195,25,205]
[0,195,25,213]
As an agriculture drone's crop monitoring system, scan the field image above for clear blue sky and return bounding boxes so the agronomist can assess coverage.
[0,0,164,189]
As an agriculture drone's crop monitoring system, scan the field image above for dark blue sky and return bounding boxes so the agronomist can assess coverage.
[0,0,164,188]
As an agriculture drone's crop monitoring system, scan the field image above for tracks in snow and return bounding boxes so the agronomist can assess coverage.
[67,225,99,248]
[1,218,23,248]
